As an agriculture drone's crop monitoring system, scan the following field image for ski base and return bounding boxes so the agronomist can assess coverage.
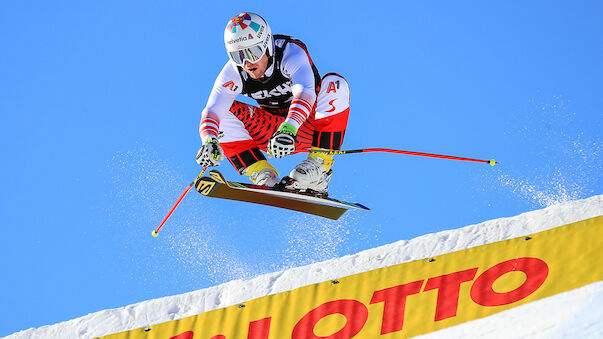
[194,170,369,220]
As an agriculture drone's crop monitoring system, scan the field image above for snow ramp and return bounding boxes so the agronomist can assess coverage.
[8,195,602,339]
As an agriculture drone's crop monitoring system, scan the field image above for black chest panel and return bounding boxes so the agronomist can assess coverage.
[238,35,321,116]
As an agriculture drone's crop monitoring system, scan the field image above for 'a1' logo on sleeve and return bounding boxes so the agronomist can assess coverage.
[223,81,239,92]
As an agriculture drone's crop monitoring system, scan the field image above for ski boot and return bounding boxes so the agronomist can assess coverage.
[277,148,335,197]
[244,160,279,187]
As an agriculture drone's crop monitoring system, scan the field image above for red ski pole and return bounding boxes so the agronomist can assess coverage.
[305,148,498,166]
[151,167,208,237]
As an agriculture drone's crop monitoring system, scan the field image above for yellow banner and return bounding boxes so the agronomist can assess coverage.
[104,216,602,339]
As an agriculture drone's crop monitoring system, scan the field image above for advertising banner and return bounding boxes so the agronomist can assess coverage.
[103,216,602,339]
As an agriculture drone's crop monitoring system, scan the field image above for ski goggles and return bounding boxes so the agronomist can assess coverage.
[228,44,266,66]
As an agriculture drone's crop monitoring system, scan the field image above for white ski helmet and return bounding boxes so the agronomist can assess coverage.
[224,12,273,66]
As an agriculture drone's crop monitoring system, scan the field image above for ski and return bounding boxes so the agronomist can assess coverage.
[193,170,369,220]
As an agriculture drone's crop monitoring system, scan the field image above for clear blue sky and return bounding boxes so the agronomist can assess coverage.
[0,1,601,336]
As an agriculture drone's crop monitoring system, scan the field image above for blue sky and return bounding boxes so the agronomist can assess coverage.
[0,1,601,336]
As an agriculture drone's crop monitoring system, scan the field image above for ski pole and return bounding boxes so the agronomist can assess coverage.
[305,148,498,166]
[151,167,208,237]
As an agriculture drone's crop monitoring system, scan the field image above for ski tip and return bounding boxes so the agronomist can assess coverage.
[489,159,497,166]
[151,230,159,237]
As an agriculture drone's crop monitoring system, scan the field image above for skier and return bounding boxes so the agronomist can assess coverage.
[196,12,350,195]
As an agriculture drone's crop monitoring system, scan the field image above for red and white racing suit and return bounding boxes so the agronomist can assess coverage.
[200,35,350,174]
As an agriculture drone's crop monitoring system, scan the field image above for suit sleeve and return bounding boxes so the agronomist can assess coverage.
[280,43,317,131]
[199,61,243,142]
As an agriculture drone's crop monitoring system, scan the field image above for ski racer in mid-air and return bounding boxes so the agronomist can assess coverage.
[196,12,350,195]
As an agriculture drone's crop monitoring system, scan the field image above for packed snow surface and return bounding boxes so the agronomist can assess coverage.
[7,194,602,339]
